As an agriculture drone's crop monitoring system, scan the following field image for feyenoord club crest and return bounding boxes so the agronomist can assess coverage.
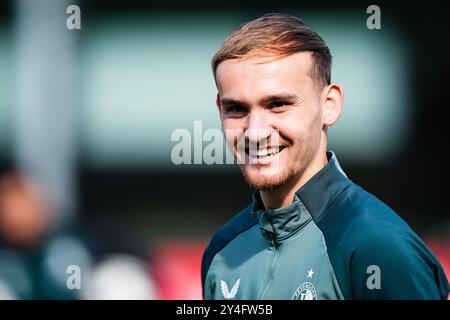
[292,282,317,300]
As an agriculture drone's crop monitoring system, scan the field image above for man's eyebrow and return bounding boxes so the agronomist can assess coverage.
[221,93,298,107]
[220,98,249,107]
[258,93,299,105]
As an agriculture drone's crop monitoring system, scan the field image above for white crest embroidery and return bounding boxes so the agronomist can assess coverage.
[220,278,240,299]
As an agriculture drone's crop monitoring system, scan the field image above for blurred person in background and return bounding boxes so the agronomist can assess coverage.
[0,170,91,299]
[0,168,158,300]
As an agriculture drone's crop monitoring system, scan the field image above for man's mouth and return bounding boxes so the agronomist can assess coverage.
[243,146,286,164]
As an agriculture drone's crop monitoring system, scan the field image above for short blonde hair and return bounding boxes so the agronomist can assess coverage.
[212,13,332,89]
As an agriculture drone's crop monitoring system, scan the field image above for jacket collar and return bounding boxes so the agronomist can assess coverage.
[251,151,349,242]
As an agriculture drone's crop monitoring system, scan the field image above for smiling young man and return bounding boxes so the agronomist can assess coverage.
[201,14,449,300]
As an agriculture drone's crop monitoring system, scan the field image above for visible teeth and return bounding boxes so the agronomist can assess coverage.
[257,150,268,157]
[248,147,281,157]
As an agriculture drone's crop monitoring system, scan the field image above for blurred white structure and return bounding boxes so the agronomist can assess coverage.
[14,0,77,225]
[83,255,156,300]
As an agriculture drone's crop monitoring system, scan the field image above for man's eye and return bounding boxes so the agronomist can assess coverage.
[225,106,247,114]
[269,101,288,109]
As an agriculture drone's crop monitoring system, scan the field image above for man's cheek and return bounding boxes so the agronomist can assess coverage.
[223,124,245,143]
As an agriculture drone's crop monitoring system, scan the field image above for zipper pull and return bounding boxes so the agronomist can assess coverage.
[269,232,278,248]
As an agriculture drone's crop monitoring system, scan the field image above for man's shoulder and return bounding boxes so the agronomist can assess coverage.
[323,183,449,299]
[205,204,257,254]
[201,204,257,291]
[329,181,412,237]
[322,180,429,271]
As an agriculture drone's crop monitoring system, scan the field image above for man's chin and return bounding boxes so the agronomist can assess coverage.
[241,167,292,191]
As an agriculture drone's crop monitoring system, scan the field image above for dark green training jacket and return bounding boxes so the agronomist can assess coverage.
[201,151,450,300]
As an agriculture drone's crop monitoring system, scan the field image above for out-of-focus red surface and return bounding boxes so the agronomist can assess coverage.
[425,238,450,299]
[151,240,207,300]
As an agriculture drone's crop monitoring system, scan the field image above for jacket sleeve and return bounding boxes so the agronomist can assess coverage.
[200,205,256,300]
[201,244,214,300]
[349,229,450,300]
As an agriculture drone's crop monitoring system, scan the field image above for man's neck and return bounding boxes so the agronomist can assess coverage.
[260,151,329,210]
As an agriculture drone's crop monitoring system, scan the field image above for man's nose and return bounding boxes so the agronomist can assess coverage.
[244,110,273,144]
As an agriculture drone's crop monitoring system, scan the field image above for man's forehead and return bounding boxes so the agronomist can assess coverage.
[217,51,313,75]
[216,52,314,95]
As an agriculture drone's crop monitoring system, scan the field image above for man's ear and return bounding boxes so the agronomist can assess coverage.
[322,83,343,127]
[216,94,222,113]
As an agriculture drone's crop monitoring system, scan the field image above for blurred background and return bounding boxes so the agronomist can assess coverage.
[0,0,449,299]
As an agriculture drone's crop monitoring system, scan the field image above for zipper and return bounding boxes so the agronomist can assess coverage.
[260,232,278,299]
